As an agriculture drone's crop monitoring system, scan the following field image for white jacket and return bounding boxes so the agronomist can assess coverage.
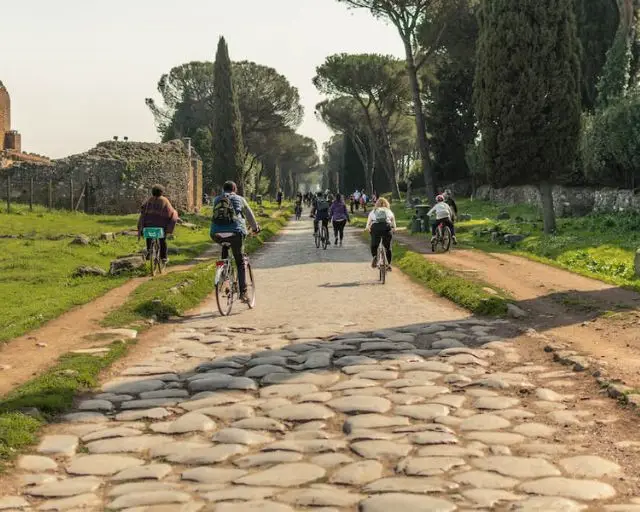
[428,202,453,220]
[366,207,396,230]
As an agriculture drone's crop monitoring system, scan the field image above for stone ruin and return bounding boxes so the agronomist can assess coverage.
[6,139,203,214]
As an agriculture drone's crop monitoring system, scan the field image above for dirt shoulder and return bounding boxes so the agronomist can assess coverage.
[0,246,217,396]
[396,230,640,389]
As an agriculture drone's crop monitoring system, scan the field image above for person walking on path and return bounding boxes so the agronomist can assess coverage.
[330,193,350,246]
[137,184,179,264]
[353,189,361,211]
[444,189,458,220]
[366,197,396,269]
[210,181,261,302]
[276,190,283,209]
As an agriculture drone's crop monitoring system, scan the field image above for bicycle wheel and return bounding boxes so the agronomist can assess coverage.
[378,245,387,284]
[314,229,321,248]
[433,226,444,253]
[245,260,256,309]
[150,240,158,276]
[442,226,452,252]
[215,264,234,316]
[322,225,329,250]
[153,241,164,275]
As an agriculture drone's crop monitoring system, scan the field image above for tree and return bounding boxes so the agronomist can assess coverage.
[147,58,306,194]
[314,53,411,198]
[336,0,451,201]
[212,37,245,192]
[474,0,582,234]
[575,0,619,110]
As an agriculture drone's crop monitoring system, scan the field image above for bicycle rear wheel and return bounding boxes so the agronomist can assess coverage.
[215,265,234,316]
[378,246,387,284]
[442,227,452,252]
[314,229,321,248]
[153,241,164,275]
[245,261,256,309]
[150,240,159,276]
[322,225,329,250]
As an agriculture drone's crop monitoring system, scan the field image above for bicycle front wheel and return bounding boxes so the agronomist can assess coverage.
[215,267,234,316]
[378,246,387,284]
[322,226,329,250]
[245,261,256,309]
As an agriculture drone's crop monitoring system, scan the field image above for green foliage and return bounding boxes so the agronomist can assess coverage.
[213,37,246,191]
[581,92,640,187]
[0,206,212,343]
[393,244,509,316]
[0,341,130,466]
[474,0,582,188]
[576,0,619,110]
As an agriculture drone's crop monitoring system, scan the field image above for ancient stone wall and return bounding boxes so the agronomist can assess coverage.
[474,185,640,217]
[3,140,202,214]
[0,83,10,151]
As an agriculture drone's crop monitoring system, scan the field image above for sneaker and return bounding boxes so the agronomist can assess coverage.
[371,257,377,268]
[430,236,436,242]
[239,292,249,303]
[452,236,458,245]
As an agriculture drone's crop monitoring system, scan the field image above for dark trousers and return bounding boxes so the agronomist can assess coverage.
[214,233,247,293]
[371,223,392,263]
[350,201,355,213]
[431,218,455,236]
[333,220,347,241]
[146,238,168,260]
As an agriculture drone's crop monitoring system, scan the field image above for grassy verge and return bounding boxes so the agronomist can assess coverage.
[0,203,277,343]
[102,207,292,329]
[450,198,640,293]
[0,340,131,467]
[393,243,510,316]
[351,216,510,316]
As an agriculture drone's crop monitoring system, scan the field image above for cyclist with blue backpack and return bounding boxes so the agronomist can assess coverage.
[210,181,260,302]
[311,191,331,245]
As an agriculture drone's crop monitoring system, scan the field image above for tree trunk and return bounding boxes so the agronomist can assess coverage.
[539,181,557,234]
[403,40,435,201]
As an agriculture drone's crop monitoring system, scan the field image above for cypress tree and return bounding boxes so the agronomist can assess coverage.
[474,0,581,234]
[212,36,245,193]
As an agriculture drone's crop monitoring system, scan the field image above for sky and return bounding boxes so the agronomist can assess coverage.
[1,0,404,158]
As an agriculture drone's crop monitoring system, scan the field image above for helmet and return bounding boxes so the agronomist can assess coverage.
[436,195,445,203]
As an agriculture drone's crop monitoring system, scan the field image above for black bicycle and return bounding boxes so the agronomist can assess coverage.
[214,235,256,316]
[295,203,302,220]
[314,222,329,250]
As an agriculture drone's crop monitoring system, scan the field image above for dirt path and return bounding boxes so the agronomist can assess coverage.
[4,219,640,510]
[0,246,217,396]
[396,231,640,389]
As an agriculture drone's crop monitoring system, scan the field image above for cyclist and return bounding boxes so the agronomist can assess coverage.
[428,194,456,244]
[137,184,178,265]
[276,190,283,209]
[311,191,331,245]
[294,193,303,219]
[330,193,350,246]
[210,181,260,302]
[366,197,396,269]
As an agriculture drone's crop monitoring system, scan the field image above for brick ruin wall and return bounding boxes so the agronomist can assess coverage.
[0,86,10,151]
[4,140,203,214]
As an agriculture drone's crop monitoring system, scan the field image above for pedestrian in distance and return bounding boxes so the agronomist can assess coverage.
[330,193,350,246]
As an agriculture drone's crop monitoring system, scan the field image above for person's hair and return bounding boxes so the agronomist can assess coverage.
[317,191,324,198]
[375,198,390,208]
[444,189,452,196]
[223,181,237,193]
[335,193,343,203]
[151,184,164,197]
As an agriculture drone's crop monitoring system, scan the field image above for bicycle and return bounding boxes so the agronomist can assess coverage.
[214,234,256,316]
[431,221,453,253]
[314,222,329,250]
[376,239,389,284]
[142,227,165,276]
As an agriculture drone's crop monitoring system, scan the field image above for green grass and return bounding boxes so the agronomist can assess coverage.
[394,198,640,293]
[0,203,276,343]
[0,340,131,466]
[392,243,510,316]
[103,207,291,329]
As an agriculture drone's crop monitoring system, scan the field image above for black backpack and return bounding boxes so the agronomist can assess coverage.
[213,195,238,225]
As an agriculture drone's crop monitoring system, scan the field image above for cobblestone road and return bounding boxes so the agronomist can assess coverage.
[2,220,640,511]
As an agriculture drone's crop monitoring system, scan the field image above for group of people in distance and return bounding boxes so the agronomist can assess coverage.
[137,184,459,300]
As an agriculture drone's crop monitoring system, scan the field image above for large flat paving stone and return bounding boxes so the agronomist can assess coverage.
[67,454,144,476]
[518,477,617,501]
[473,456,561,478]
[359,493,456,512]
[233,462,326,487]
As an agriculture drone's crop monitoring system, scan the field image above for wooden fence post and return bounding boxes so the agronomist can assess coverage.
[84,182,90,213]
[29,177,34,212]
[70,178,74,211]
[48,180,53,210]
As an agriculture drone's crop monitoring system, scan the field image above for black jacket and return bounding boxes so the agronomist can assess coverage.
[446,197,458,218]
